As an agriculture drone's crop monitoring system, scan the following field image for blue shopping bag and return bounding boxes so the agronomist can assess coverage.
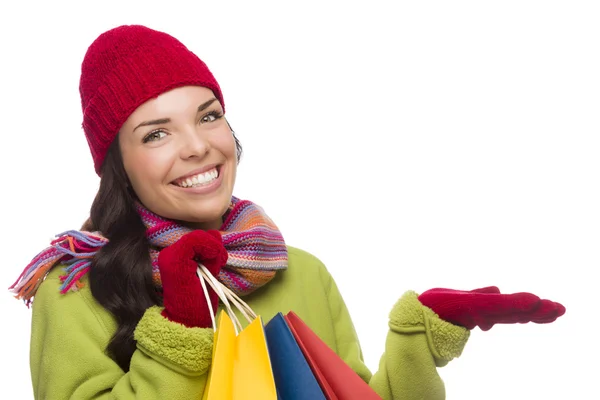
[264,312,327,400]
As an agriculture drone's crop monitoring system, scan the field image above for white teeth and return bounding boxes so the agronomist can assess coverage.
[176,168,219,188]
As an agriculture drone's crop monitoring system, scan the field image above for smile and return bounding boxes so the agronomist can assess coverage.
[173,167,219,188]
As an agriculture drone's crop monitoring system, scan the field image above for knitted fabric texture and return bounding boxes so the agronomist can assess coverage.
[80,24,224,175]
[10,197,287,305]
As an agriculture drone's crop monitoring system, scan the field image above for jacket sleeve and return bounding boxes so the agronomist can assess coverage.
[318,262,470,400]
[30,267,214,399]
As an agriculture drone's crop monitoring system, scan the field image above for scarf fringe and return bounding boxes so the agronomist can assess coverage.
[9,230,107,306]
[11,197,287,307]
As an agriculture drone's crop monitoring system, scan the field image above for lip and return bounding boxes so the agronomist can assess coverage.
[170,164,224,195]
[172,164,220,183]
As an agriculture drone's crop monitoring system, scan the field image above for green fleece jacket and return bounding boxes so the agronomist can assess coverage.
[30,246,469,399]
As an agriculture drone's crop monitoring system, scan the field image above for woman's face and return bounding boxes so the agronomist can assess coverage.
[119,86,237,230]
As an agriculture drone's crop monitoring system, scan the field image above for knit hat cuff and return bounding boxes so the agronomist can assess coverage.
[82,43,224,175]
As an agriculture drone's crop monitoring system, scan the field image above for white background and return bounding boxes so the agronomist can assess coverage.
[1,1,598,399]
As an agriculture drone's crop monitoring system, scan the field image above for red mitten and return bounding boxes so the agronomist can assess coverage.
[418,286,566,331]
[157,230,228,328]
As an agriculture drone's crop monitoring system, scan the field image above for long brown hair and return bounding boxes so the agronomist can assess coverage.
[85,129,242,371]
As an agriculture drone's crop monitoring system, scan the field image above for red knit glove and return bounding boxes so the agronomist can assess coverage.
[157,230,228,328]
[418,286,566,331]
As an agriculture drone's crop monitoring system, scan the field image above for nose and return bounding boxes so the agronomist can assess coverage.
[179,128,210,160]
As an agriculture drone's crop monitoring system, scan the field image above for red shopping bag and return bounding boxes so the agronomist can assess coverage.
[284,311,382,400]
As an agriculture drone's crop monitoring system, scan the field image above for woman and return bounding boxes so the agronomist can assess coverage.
[10,24,565,399]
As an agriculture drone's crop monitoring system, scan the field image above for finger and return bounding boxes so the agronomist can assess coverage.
[419,288,468,297]
[206,230,223,243]
[556,302,566,317]
[471,292,541,316]
[530,300,566,323]
[470,286,501,294]
[190,231,222,258]
[462,292,543,326]
[478,321,495,331]
[492,298,565,325]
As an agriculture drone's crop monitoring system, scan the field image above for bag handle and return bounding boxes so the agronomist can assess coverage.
[198,265,257,322]
[197,265,240,333]
[197,264,257,334]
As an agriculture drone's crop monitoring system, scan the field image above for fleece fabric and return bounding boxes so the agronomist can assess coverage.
[30,246,469,399]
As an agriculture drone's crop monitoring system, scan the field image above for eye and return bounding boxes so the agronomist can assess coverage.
[142,130,168,143]
[200,110,224,124]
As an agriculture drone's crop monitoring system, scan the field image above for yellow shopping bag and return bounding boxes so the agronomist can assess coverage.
[199,266,277,400]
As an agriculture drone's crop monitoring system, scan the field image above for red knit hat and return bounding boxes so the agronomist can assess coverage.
[79,25,224,175]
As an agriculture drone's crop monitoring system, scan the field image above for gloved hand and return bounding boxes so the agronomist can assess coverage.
[418,286,566,331]
[157,230,228,328]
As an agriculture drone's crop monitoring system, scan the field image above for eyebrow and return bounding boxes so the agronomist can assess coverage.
[133,98,219,132]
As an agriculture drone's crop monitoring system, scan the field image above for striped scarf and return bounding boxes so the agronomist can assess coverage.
[10,197,288,306]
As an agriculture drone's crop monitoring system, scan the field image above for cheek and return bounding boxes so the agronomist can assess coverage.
[215,131,238,161]
[124,148,173,193]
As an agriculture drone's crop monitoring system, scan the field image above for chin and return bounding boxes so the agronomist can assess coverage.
[181,205,229,229]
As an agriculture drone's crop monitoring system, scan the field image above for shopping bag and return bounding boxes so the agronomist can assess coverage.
[264,312,327,400]
[199,266,277,400]
[285,311,382,400]
[202,310,235,399]
[282,314,337,400]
